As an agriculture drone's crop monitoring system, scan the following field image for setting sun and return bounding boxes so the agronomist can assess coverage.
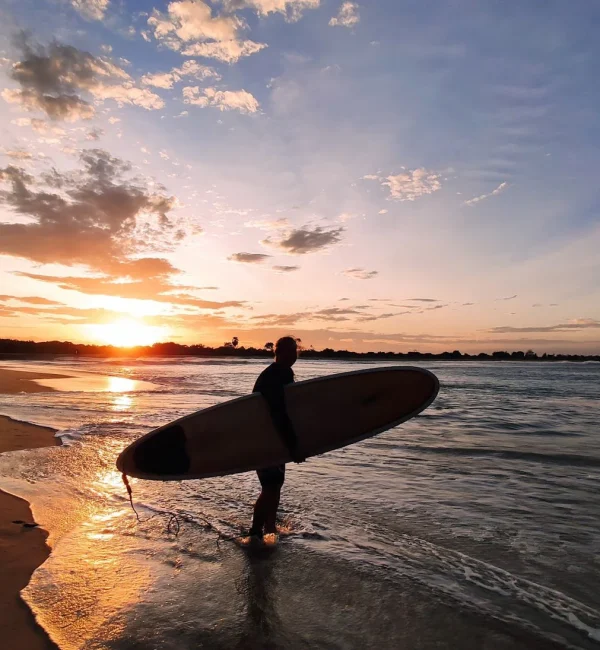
[86,320,168,348]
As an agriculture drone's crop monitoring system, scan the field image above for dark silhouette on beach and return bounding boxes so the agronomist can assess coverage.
[250,337,304,539]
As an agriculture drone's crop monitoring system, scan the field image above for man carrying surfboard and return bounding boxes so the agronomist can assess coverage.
[249,336,305,538]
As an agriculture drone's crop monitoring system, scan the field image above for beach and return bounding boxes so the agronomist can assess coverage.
[0,358,598,649]
[0,368,63,650]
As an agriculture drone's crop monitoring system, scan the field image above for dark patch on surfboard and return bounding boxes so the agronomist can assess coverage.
[133,424,190,476]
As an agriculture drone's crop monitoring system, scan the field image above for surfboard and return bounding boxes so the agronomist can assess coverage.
[116,366,439,481]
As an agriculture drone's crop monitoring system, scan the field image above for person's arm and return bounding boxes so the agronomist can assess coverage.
[259,381,304,463]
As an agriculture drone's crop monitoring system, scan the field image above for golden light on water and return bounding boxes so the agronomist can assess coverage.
[111,392,133,411]
[108,376,136,393]
[86,319,168,347]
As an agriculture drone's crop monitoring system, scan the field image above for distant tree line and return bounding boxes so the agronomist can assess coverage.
[0,338,598,362]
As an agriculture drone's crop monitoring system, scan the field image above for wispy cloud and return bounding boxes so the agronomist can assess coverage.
[464,182,508,207]
[364,168,442,201]
[182,40,267,63]
[183,86,259,113]
[262,225,344,254]
[2,37,163,121]
[220,0,320,21]
[15,272,244,308]
[228,252,272,263]
[0,294,63,305]
[1,149,33,160]
[496,294,517,301]
[142,60,220,89]
[342,268,378,280]
[70,0,109,21]
[488,319,600,334]
[329,2,360,28]
[272,265,300,272]
[147,0,268,63]
[245,218,290,230]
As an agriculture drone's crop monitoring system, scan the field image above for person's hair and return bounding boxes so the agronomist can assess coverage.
[275,336,297,354]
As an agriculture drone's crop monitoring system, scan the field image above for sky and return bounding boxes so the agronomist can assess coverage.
[0,0,599,353]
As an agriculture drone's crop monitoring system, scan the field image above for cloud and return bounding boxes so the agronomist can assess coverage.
[407,298,439,303]
[364,168,442,201]
[141,60,220,89]
[496,294,517,301]
[2,149,33,160]
[86,127,103,140]
[249,305,403,326]
[147,1,267,62]
[487,319,600,334]
[343,268,378,280]
[245,217,290,230]
[0,149,181,278]
[329,2,360,28]
[183,86,259,113]
[148,0,240,42]
[272,265,299,272]
[0,294,63,305]
[182,40,267,63]
[141,72,178,89]
[315,307,362,316]
[14,272,244,309]
[219,0,320,21]
[11,117,66,136]
[464,182,508,207]
[0,299,131,324]
[2,37,163,121]
[70,0,110,21]
[228,252,272,263]
[262,225,344,254]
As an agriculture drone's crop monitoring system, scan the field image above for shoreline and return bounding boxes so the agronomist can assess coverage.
[0,352,599,363]
[1,368,65,649]
[0,367,71,394]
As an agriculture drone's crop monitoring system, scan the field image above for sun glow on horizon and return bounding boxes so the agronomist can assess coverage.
[86,319,168,347]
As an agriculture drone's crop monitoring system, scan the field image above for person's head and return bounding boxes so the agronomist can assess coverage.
[275,336,298,367]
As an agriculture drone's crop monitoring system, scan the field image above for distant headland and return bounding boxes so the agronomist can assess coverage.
[0,339,598,362]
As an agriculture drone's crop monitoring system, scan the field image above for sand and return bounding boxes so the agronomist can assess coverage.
[0,367,70,394]
[0,367,65,649]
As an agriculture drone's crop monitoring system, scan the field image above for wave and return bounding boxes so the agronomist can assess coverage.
[400,445,600,468]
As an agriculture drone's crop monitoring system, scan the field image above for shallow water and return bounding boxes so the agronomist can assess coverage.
[0,358,599,649]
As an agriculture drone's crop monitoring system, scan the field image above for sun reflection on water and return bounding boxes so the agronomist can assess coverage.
[108,376,137,393]
[111,393,133,411]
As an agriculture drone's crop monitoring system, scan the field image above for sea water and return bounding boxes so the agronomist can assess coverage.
[0,358,599,649]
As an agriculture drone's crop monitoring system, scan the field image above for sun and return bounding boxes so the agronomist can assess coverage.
[86,319,168,347]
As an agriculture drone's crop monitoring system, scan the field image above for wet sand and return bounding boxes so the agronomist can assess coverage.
[0,367,70,394]
[1,368,64,649]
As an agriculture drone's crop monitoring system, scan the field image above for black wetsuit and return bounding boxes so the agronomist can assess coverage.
[253,362,295,488]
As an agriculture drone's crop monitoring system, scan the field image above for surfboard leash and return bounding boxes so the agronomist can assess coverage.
[121,472,141,522]
[120,472,208,539]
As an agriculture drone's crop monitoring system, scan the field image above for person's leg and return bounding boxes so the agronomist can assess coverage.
[263,486,281,534]
[250,466,285,536]
[250,470,269,536]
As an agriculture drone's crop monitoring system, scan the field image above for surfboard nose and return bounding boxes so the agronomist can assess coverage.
[117,425,191,477]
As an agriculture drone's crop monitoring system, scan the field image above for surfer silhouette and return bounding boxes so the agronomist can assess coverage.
[249,336,304,538]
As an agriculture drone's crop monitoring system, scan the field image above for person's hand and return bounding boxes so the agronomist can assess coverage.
[291,446,306,464]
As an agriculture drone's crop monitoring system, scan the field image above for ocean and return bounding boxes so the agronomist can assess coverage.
[0,358,599,649]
